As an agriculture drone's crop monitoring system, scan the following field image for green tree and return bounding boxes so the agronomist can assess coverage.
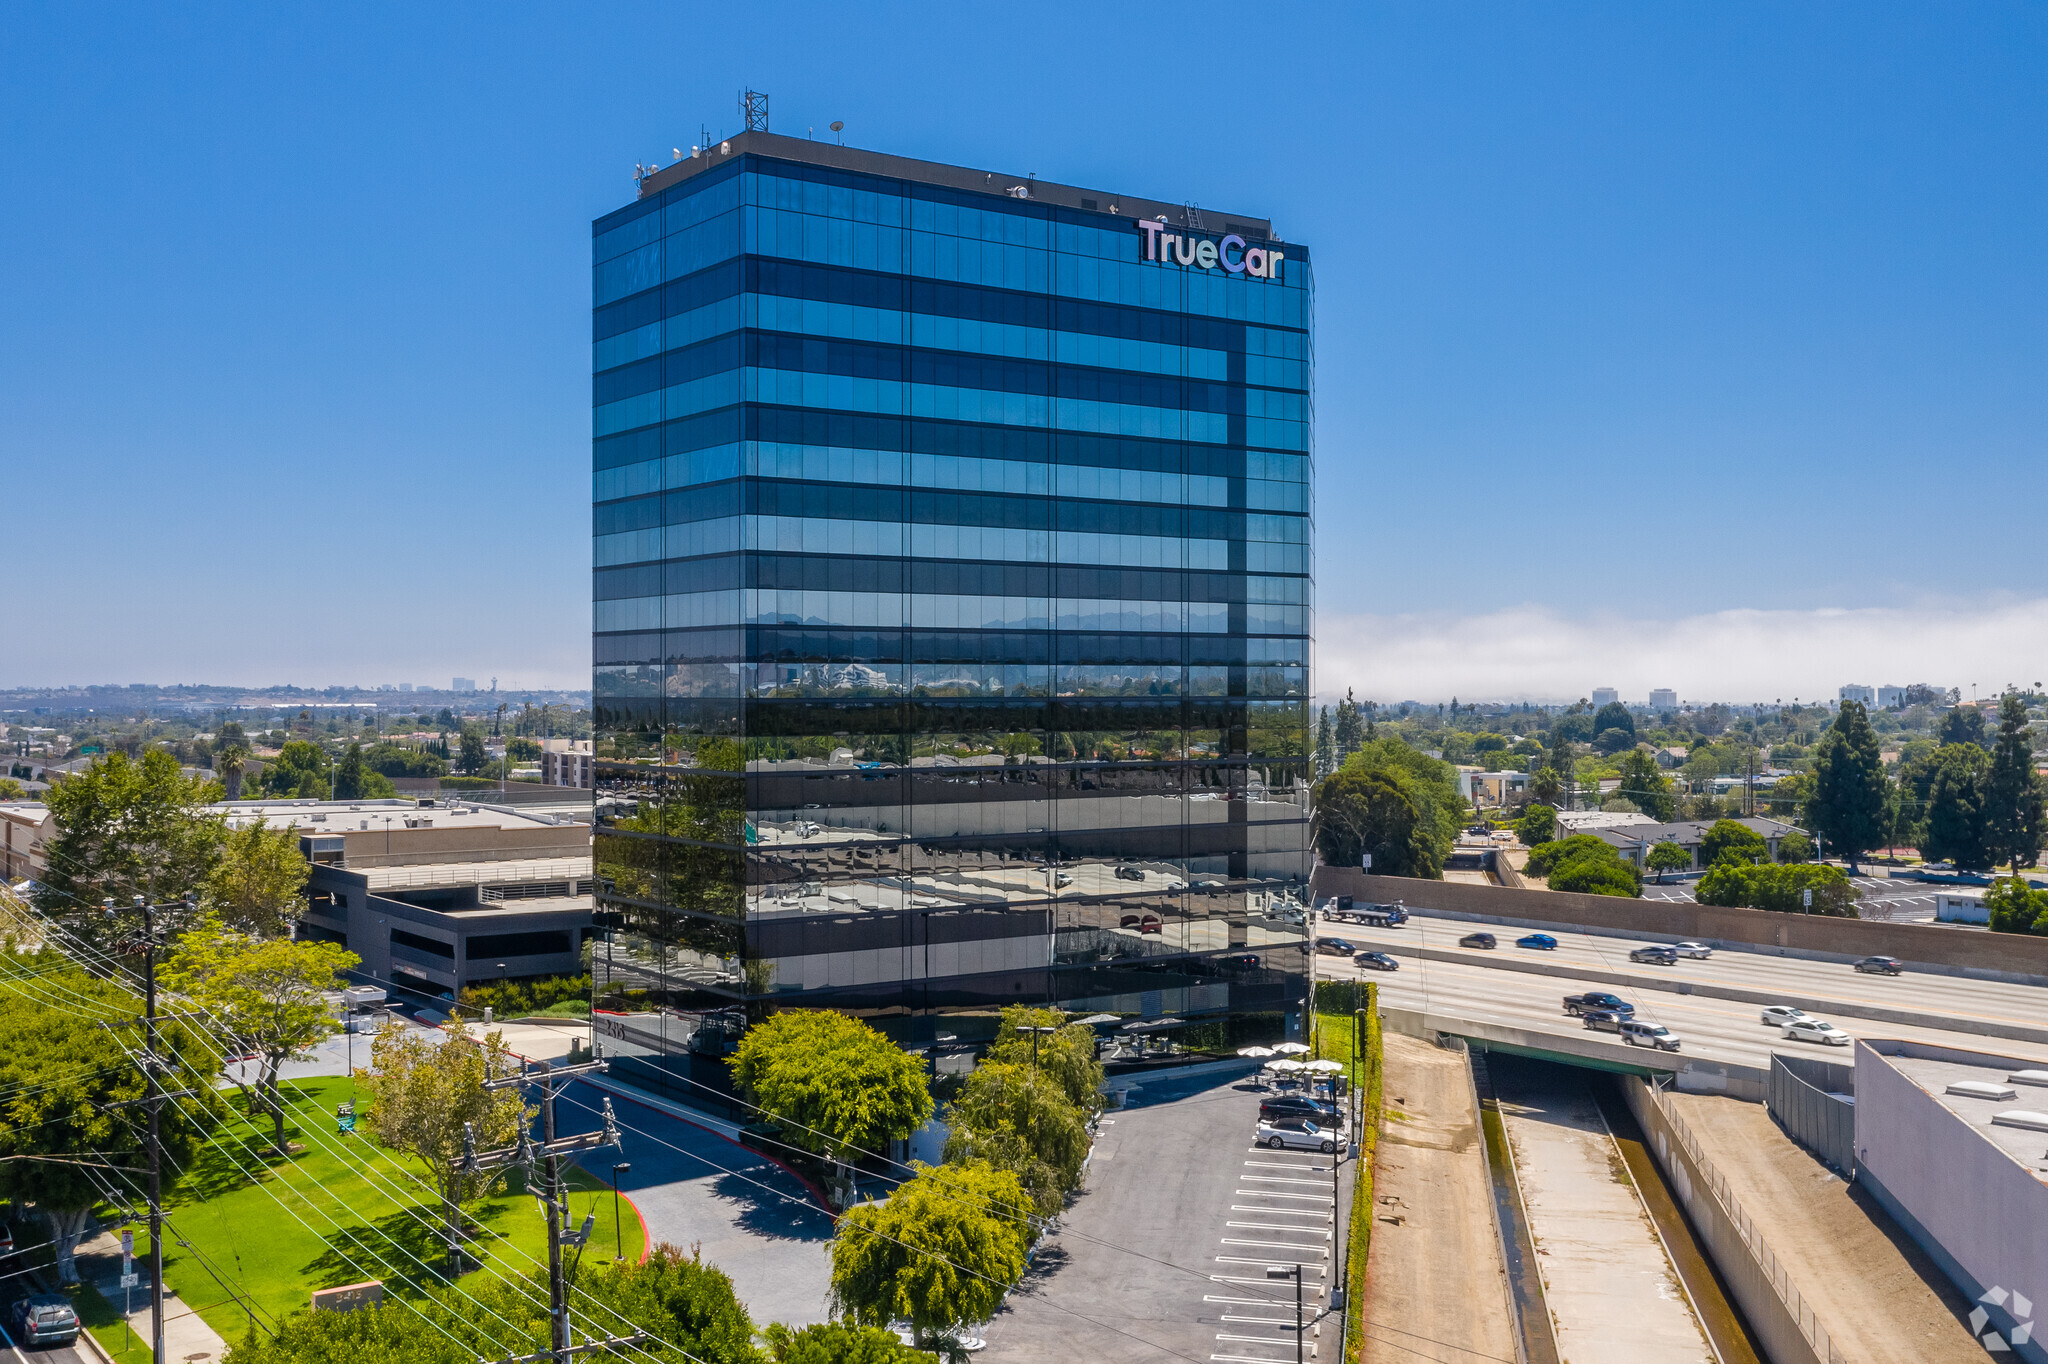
[1514,803,1556,847]
[1529,767,1566,807]
[332,740,397,799]
[1312,767,1435,877]
[1526,835,1641,896]
[163,912,357,1146]
[1806,702,1888,867]
[1646,841,1692,882]
[1984,692,2047,871]
[1700,819,1768,868]
[201,816,309,936]
[1774,832,1814,864]
[1984,876,2048,935]
[1592,702,1635,742]
[984,1006,1103,1113]
[1938,706,1988,749]
[458,726,489,776]
[33,750,224,937]
[728,1011,933,1161]
[214,721,251,800]
[0,777,22,800]
[1612,748,1676,821]
[0,957,216,1282]
[255,739,332,798]
[580,1244,766,1364]
[942,1061,1090,1217]
[356,1021,534,1259]
[1923,744,1991,870]
[1697,862,1859,916]
[765,1321,936,1364]
[829,1162,1032,1345]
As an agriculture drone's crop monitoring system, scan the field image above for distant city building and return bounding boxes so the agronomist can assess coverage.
[398,683,415,692]
[540,738,593,790]
[1839,683,1876,705]
[1591,687,1619,708]
[452,678,477,693]
[1649,688,1677,710]
[1876,685,1907,708]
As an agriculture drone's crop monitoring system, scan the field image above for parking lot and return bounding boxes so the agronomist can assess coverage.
[982,1064,1356,1364]
[1638,873,1944,921]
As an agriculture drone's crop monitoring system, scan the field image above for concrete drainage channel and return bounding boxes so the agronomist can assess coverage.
[1468,1044,1768,1364]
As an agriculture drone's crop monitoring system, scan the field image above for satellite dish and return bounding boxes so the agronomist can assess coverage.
[830,121,843,132]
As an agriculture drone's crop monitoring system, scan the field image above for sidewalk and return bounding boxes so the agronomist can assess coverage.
[1358,1033,1517,1364]
[75,1230,231,1363]
[1666,1091,1982,1364]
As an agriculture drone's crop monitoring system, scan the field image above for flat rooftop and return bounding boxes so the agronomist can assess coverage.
[630,129,1280,242]
[214,798,582,832]
[1887,1050,2048,1180]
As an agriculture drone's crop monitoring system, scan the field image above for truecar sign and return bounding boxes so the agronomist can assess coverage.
[1136,220,1285,280]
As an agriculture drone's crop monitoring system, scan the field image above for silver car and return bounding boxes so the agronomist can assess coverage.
[1760,1005,1812,1027]
[1671,941,1714,959]
[1256,1119,1338,1154]
[1783,1018,1851,1046]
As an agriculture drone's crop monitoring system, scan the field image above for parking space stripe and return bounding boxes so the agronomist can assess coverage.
[1234,1189,1327,1200]
[1231,1206,1330,1217]
[1220,1237,1329,1253]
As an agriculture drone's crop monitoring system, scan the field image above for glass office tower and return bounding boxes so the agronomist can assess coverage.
[591,132,1312,1068]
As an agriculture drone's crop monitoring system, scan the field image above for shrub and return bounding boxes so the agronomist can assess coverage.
[1528,835,1641,897]
[1696,863,1858,916]
[1985,876,2048,935]
[1514,803,1556,846]
[457,974,589,1018]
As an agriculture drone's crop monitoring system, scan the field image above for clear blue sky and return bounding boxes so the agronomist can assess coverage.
[4,3,2044,697]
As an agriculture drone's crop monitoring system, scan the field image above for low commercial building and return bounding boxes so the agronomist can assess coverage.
[1591,687,1619,707]
[1588,815,1802,872]
[1853,1040,2048,1361]
[0,803,53,881]
[1454,769,1531,805]
[215,797,593,1003]
[1649,688,1677,710]
[1839,683,1876,705]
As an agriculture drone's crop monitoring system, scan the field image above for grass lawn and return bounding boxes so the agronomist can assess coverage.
[78,1075,645,1362]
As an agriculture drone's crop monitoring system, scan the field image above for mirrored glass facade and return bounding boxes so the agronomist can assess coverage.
[591,134,1313,1060]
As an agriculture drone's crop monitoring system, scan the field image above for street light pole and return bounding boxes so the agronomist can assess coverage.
[1266,1264,1303,1364]
[611,1162,632,1260]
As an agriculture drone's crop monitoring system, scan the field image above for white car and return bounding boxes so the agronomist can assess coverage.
[1783,1018,1852,1047]
[1256,1120,1338,1154]
[1760,1006,1812,1028]
[1671,942,1714,959]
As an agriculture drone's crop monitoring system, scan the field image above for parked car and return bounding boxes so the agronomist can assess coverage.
[1119,914,1163,935]
[1354,951,1400,972]
[1459,932,1498,949]
[1261,1095,1344,1126]
[1563,992,1635,1017]
[1581,1009,1626,1033]
[1853,955,1904,976]
[1516,933,1558,950]
[1219,953,1261,969]
[1629,945,1679,965]
[1114,866,1147,882]
[1759,1005,1812,1027]
[1671,941,1714,959]
[1316,938,1357,957]
[1619,1020,1682,1051]
[6,1296,79,1348]
[1256,1119,1338,1153]
[1783,1018,1852,1046]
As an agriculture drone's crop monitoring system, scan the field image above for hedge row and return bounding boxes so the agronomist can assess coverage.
[1311,980,1383,1364]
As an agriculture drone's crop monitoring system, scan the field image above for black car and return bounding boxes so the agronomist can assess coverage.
[1629,945,1678,965]
[1261,1095,1344,1126]
[1853,955,1903,975]
[1563,992,1635,1017]
[1114,865,1147,882]
[1581,1008,1626,1033]
[1316,938,1357,957]
[1354,951,1400,971]
[6,1295,79,1348]
[1459,932,1498,949]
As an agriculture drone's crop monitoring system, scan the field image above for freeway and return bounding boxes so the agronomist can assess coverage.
[1313,914,2048,1074]
[1638,872,1950,921]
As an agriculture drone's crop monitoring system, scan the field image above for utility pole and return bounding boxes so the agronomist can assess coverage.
[468,1057,639,1364]
[104,896,196,1364]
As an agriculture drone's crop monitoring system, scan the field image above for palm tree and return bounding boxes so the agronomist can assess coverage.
[216,743,249,800]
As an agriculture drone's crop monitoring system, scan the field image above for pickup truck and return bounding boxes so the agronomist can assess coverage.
[1562,991,1635,1018]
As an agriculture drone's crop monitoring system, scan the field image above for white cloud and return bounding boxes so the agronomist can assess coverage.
[1317,599,2048,706]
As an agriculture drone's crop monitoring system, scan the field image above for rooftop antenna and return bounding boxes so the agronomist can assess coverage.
[740,88,768,133]
[831,120,844,145]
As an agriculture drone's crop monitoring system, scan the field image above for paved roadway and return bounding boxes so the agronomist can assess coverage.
[1314,914,2048,1072]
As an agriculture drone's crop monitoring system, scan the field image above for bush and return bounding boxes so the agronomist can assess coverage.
[1775,832,1814,864]
[1696,863,1858,915]
[1700,819,1769,868]
[1985,876,2048,935]
[1527,835,1641,897]
[457,974,589,1018]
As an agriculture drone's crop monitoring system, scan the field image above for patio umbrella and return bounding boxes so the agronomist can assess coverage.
[1271,1041,1311,1055]
[1237,1046,1277,1058]
[1127,1018,1185,1033]
[1303,1059,1344,1073]
[1267,1059,1306,1073]
[1072,1014,1121,1027]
